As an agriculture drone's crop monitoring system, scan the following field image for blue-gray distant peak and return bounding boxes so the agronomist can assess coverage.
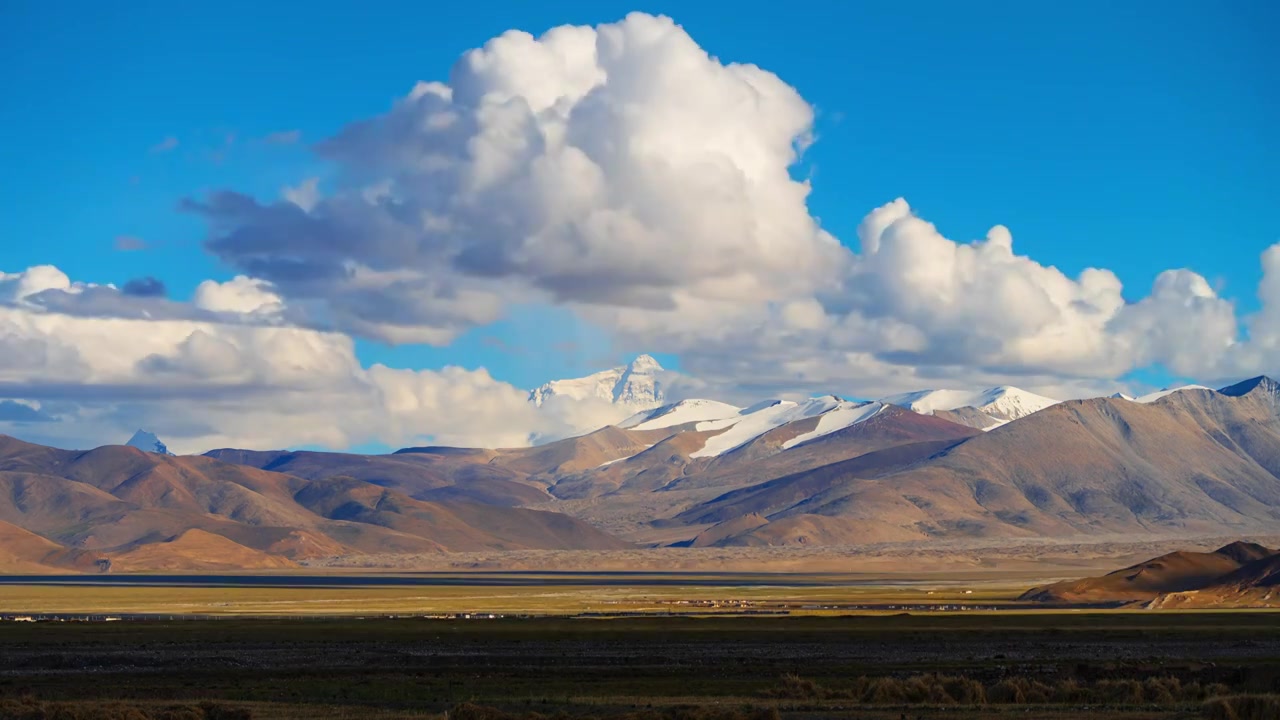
[126,429,172,455]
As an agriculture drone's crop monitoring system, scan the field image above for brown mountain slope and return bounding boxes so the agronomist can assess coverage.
[293,476,628,551]
[109,529,299,572]
[202,405,980,547]
[0,435,630,570]
[1020,541,1273,603]
[688,513,769,548]
[678,385,1280,545]
[546,427,724,500]
[486,425,670,477]
[1148,547,1280,608]
[0,520,103,573]
[0,439,316,528]
[542,406,981,542]
[209,426,673,507]
[208,447,547,507]
[1211,548,1280,589]
[1021,541,1280,608]
[689,510,926,547]
[666,405,980,493]
[677,438,969,527]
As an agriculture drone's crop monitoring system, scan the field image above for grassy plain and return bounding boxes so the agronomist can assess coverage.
[3,572,1280,720]
[0,576,1022,616]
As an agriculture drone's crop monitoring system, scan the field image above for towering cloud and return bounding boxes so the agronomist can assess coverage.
[186,13,844,344]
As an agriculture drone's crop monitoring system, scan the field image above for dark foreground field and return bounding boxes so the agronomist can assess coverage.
[2,614,1280,719]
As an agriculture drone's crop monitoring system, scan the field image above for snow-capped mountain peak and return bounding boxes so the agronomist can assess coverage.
[879,385,1058,429]
[126,429,172,455]
[624,353,663,374]
[529,354,666,410]
[971,386,1060,422]
[613,354,663,407]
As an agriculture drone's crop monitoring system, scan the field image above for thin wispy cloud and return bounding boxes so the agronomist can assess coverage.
[207,131,237,165]
[114,235,148,251]
[149,136,179,153]
[262,129,302,145]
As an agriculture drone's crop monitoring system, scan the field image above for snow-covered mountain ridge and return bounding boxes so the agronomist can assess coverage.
[878,386,1059,429]
[880,386,1058,420]
[618,395,885,459]
[527,355,1280,444]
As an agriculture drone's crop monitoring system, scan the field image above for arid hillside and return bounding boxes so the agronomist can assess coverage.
[10,377,1280,571]
[0,435,629,572]
[1021,540,1280,607]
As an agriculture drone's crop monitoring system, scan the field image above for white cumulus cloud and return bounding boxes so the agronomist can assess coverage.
[6,13,1280,451]
[0,266,617,452]
[189,13,844,342]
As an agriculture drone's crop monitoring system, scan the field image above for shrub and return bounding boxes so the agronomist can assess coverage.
[1097,679,1145,705]
[451,704,518,720]
[156,709,204,720]
[0,699,252,720]
[940,676,986,705]
[764,674,822,700]
[1144,676,1180,705]
[861,677,908,705]
[443,704,778,720]
[1203,695,1280,720]
[762,671,1247,709]
[985,679,1025,705]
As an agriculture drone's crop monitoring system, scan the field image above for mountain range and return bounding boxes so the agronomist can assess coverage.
[7,361,1280,572]
[0,435,625,573]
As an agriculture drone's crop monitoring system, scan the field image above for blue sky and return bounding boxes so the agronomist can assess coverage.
[2,0,1277,393]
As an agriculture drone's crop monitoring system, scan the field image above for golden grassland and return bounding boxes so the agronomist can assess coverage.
[0,579,1027,616]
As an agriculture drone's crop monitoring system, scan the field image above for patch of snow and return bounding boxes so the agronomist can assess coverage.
[740,399,787,414]
[781,402,884,449]
[1110,392,1136,401]
[692,395,868,458]
[1134,385,1211,404]
[619,399,742,430]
